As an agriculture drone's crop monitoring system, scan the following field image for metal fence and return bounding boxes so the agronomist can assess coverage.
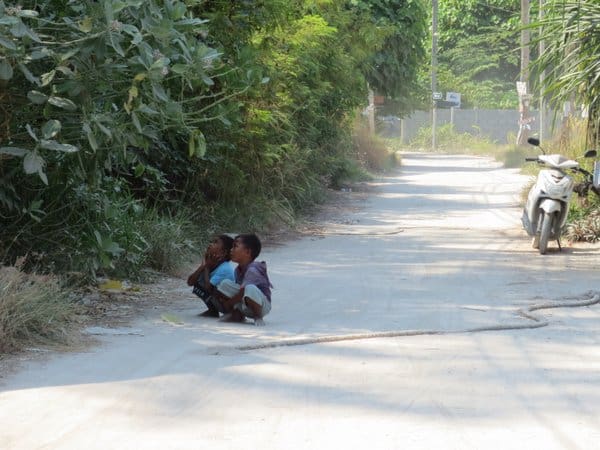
[379,109,559,145]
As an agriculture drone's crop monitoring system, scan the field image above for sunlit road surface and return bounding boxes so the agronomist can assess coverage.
[1,152,599,450]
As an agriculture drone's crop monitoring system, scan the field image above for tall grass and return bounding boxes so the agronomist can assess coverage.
[134,208,200,276]
[354,118,400,173]
[408,123,498,155]
[564,121,600,242]
[0,265,79,353]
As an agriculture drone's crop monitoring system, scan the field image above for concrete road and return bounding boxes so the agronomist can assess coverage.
[1,152,599,449]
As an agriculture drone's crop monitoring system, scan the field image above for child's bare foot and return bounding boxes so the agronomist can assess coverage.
[219,310,245,323]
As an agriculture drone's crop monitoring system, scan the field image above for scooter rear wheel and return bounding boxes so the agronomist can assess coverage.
[539,211,554,255]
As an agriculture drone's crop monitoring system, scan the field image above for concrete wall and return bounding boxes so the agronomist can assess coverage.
[379,109,558,145]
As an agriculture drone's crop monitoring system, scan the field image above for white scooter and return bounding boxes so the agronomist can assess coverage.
[521,137,597,254]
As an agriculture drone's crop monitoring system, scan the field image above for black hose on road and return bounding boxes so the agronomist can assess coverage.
[232,293,600,352]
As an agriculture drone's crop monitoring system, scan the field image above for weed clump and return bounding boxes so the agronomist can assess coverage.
[354,119,400,173]
[0,265,79,353]
[566,209,600,243]
[408,123,497,154]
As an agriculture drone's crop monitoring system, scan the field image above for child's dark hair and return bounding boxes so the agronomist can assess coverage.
[218,234,234,260]
[236,233,261,260]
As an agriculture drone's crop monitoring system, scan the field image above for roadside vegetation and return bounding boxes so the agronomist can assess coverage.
[0,1,426,277]
[2,1,599,353]
[530,0,600,147]
[406,123,499,155]
[526,1,600,242]
[417,0,521,110]
[0,262,80,353]
[0,1,425,352]
[356,120,401,174]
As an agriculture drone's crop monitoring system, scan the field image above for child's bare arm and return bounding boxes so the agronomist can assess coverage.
[187,244,222,286]
[187,264,205,286]
[187,248,210,286]
[219,286,245,311]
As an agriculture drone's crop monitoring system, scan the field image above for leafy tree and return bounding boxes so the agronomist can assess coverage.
[281,0,428,115]
[356,0,428,112]
[0,0,228,273]
[435,0,521,108]
[530,0,600,146]
[0,0,430,277]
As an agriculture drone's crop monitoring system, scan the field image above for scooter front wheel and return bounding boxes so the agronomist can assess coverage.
[539,211,554,255]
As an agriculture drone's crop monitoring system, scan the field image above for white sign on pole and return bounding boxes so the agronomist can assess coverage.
[516,81,527,96]
[446,92,461,108]
[432,92,442,100]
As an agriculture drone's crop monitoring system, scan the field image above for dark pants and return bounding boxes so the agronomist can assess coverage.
[192,276,225,313]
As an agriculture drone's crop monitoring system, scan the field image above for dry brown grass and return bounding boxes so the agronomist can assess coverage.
[554,117,589,157]
[353,119,399,172]
[0,264,80,353]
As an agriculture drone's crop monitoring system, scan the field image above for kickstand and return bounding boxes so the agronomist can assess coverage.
[557,236,562,251]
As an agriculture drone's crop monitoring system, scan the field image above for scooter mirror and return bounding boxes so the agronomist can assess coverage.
[527,137,540,146]
[584,149,597,158]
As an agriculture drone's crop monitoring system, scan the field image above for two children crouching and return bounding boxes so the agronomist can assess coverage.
[187,233,272,326]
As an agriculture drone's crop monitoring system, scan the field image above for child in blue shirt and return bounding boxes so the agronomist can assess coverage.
[187,234,235,317]
[216,233,272,326]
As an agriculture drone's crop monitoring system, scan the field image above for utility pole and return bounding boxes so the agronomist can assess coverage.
[431,0,438,151]
[367,85,375,135]
[521,0,530,82]
[517,0,531,146]
[539,0,545,142]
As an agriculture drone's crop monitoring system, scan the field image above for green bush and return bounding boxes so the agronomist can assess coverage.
[0,0,226,278]
[0,1,427,281]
